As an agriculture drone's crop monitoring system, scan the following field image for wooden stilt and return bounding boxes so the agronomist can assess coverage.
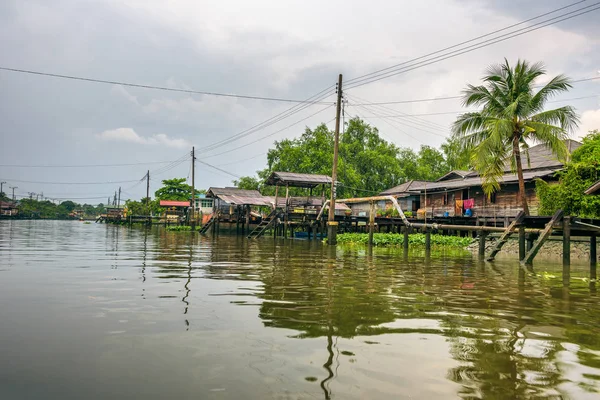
[591,234,597,281]
[518,225,526,262]
[368,201,375,247]
[425,229,431,253]
[479,231,488,258]
[403,226,409,253]
[563,216,571,286]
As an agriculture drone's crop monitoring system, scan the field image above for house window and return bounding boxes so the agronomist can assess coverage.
[201,199,213,208]
[489,192,497,204]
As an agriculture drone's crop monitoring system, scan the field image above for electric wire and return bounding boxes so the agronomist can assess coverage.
[345,0,588,85]
[202,105,335,159]
[345,3,600,89]
[198,87,335,154]
[0,66,333,105]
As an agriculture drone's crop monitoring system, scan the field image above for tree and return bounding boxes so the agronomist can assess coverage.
[236,119,406,198]
[441,134,473,171]
[154,178,192,201]
[536,130,600,218]
[415,146,448,181]
[453,59,578,215]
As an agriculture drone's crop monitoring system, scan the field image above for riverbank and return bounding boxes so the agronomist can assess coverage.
[468,236,595,260]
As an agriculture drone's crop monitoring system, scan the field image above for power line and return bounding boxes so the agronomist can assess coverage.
[0,66,333,105]
[202,105,335,159]
[345,93,448,132]
[198,87,335,154]
[345,3,600,89]
[0,178,140,185]
[0,159,183,168]
[348,80,600,106]
[196,159,241,179]
[354,93,599,119]
[345,0,587,85]
[215,152,268,167]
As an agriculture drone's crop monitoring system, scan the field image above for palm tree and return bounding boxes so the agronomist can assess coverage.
[453,59,579,215]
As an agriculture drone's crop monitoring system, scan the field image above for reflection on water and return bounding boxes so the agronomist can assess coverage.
[1,220,599,399]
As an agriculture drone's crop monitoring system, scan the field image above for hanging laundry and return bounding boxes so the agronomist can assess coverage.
[463,198,475,209]
[455,200,463,215]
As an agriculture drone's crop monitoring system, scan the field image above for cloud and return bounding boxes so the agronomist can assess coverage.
[579,109,600,138]
[97,128,191,148]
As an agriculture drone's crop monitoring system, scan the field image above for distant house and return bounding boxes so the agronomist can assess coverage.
[0,201,18,216]
[378,140,581,218]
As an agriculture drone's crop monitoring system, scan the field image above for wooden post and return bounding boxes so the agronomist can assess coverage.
[479,231,487,258]
[591,234,597,281]
[245,205,251,235]
[403,226,409,253]
[190,146,196,230]
[368,201,375,247]
[518,225,525,261]
[563,216,571,286]
[284,184,289,239]
[425,228,431,253]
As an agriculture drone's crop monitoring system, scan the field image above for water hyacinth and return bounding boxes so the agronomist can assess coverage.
[335,232,472,248]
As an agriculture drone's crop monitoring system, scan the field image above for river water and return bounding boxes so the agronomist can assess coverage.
[0,220,599,399]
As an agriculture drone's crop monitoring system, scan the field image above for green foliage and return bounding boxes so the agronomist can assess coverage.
[14,199,105,219]
[335,232,472,247]
[536,130,600,217]
[125,198,162,216]
[154,178,192,201]
[235,118,466,198]
[165,225,201,231]
[452,59,578,214]
[441,134,473,170]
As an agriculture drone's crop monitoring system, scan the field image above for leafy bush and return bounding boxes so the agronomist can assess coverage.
[335,232,471,248]
[166,225,201,232]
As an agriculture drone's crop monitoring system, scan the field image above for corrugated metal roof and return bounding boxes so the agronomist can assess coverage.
[159,200,189,207]
[207,187,273,206]
[380,180,430,195]
[502,140,581,172]
[207,187,264,197]
[417,169,557,192]
[216,194,273,206]
[265,171,332,187]
[436,170,472,181]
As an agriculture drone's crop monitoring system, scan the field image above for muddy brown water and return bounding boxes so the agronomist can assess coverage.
[1,220,599,399]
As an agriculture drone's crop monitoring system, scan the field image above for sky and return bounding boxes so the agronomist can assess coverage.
[1,0,599,204]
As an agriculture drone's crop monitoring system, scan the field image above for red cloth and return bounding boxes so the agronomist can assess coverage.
[463,198,474,209]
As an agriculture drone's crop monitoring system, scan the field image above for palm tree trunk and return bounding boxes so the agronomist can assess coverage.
[513,136,530,216]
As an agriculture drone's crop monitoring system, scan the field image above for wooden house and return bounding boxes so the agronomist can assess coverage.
[0,201,18,216]
[585,180,600,195]
[373,140,582,218]
[415,140,581,218]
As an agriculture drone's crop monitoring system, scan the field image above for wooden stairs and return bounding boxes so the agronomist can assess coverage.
[247,209,278,239]
[198,215,215,234]
[520,209,564,266]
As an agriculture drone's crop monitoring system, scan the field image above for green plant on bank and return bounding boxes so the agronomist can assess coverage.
[536,130,600,218]
[404,211,413,217]
[165,225,202,231]
[333,232,472,248]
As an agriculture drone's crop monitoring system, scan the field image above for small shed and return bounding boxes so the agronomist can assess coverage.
[265,171,332,188]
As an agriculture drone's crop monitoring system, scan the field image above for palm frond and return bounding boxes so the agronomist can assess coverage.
[529,75,572,114]
[529,106,579,133]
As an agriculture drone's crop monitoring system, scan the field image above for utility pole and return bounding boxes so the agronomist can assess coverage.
[146,170,150,222]
[117,187,121,207]
[0,181,6,197]
[10,186,17,201]
[327,74,343,246]
[113,191,117,206]
[108,197,111,207]
[190,147,196,229]
[28,192,34,200]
